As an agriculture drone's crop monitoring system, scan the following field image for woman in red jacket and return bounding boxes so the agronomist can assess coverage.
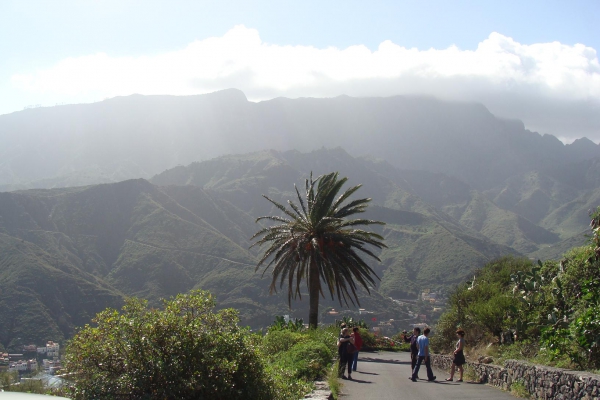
[351,327,363,372]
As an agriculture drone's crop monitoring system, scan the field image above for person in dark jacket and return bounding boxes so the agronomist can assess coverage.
[337,328,355,380]
[403,327,421,378]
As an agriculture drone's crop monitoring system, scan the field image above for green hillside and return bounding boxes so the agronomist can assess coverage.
[0,172,413,350]
[0,233,123,350]
[2,147,598,351]
[528,230,589,261]
[152,148,519,299]
[540,187,600,238]
[367,206,516,298]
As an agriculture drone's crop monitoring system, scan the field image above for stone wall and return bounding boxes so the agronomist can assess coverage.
[430,355,600,399]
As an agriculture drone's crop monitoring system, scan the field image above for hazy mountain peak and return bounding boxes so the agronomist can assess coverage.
[569,137,598,148]
[1,90,599,190]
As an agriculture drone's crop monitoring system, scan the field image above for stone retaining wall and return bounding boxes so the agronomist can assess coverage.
[430,355,600,399]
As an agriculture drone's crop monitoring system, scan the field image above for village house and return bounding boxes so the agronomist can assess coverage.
[37,341,60,358]
[42,358,62,374]
[8,359,37,373]
[421,290,438,303]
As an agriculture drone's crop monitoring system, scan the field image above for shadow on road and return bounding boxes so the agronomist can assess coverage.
[359,357,409,365]
[347,378,372,384]
[355,371,379,375]
[410,379,460,386]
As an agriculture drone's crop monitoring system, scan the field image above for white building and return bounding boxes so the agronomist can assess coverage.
[38,341,60,358]
[8,359,37,372]
[42,359,61,374]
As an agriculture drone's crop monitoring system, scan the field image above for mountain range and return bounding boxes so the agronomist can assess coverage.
[0,91,599,351]
[1,89,599,191]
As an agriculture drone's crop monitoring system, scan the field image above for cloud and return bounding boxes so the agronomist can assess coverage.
[11,25,600,140]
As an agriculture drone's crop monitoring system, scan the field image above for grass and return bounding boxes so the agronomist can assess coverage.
[461,364,480,383]
[326,363,341,400]
[510,379,530,398]
[472,341,576,371]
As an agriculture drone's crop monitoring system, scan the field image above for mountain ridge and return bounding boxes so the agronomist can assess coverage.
[1,90,599,191]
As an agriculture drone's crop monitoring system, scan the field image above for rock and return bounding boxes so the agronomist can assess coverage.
[304,380,332,400]
[500,330,514,345]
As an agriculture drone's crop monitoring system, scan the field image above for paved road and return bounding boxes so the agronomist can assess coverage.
[339,351,516,400]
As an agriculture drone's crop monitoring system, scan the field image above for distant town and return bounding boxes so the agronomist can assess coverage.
[323,289,446,336]
[1,341,61,375]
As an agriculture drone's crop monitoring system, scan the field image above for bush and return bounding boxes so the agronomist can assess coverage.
[262,330,305,354]
[432,256,532,353]
[433,207,600,371]
[258,325,337,400]
[390,332,411,352]
[359,330,377,350]
[64,290,273,400]
[262,326,336,381]
[274,341,333,381]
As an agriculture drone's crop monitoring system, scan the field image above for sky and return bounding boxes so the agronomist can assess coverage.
[1,0,599,143]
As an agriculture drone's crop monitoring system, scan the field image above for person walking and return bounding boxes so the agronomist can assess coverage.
[350,327,363,372]
[338,327,355,380]
[411,327,436,382]
[446,329,466,382]
[403,327,421,378]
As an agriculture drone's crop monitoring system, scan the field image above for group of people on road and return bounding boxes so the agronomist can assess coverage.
[337,323,466,383]
[337,323,363,380]
[403,327,466,382]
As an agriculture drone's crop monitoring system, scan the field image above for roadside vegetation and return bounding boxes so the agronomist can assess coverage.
[58,290,341,399]
[433,207,600,372]
[0,292,408,398]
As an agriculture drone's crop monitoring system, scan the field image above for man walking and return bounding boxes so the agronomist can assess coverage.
[411,327,436,382]
[403,327,421,378]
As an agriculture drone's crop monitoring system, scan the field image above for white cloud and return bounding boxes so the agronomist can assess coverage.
[11,25,600,139]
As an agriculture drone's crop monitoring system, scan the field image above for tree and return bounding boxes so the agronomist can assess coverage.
[251,172,386,328]
[63,290,273,400]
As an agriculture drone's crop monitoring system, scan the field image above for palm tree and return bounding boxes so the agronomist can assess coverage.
[251,172,386,328]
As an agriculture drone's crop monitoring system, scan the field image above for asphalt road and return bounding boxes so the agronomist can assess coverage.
[339,351,516,400]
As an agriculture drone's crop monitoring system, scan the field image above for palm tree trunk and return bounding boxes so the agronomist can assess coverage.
[308,258,320,329]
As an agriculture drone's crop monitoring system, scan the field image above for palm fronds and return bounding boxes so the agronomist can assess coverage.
[251,172,386,326]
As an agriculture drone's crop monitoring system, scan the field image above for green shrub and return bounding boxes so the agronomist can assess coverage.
[432,207,600,372]
[64,290,273,400]
[264,364,312,400]
[389,333,411,352]
[432,256,534,353]
[274,341,333,381]
[262,329,305,354]
[256,325,338,400]
[360,330,377,349]
[304,325,338,354]
[373,336,398,351]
